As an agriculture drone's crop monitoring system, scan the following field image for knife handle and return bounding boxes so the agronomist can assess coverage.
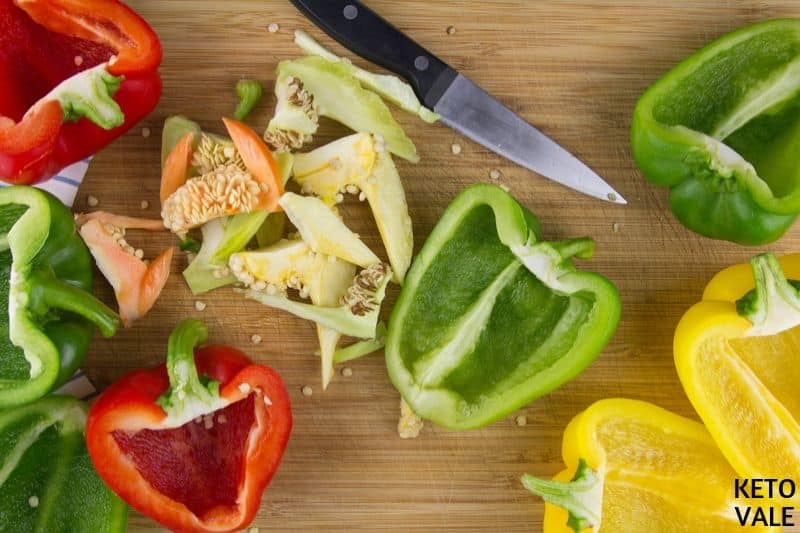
[290,0,455,108]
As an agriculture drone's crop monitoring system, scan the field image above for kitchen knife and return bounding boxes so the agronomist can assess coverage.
[290,0,626,204]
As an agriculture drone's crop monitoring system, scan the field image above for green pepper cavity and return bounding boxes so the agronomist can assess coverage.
[0,186,119,407]
[386,184,620,430]
[632,19,800,244]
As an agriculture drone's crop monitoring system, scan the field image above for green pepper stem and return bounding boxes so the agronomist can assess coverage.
[521,459,603,533]
[551,238,596,261]
[234,79,263,121]
[157,319,223,420]
[736,253,800,336]
[30,274,119,338]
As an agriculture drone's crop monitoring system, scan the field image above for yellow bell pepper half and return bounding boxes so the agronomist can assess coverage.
[521,398,775,532]
[675,253,800,497]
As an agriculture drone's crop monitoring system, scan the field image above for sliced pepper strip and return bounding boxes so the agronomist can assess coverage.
[0,0,162,184]
[86,319,292,533]
[386,184,620,429]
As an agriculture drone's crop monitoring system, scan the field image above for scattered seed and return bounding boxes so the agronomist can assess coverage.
[612,222,621,233]
[301,385,313,397]
[203,416,214,430]
[194,300,207,311]
[134,248,144,259]
[358,191,366,202]
[515,415,527,426]
[267,22,279,33]
[251,334,262,344]
[489,169,502,180]
[607,192,618,202]
[87,195,99,207]
[249,528,260,533]
[74,55,84,66]
[335,193,344,203]
[140,200,149,209]
[239,383,251,394]
[500,184,511,192]
[217,414,227,424]
[447,25,456,35]
[451,143,462,155]
[341,367,353,377]
[141,127,151,138]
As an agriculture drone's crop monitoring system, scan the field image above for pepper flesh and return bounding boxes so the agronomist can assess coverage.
[522,398,773,532]
[675,253,800,495]
[0,395,128,532]
[86,319,292,533]
[631,19,800,244]
[0,186,119,407]
[386,184,620,429]
[0,0,162,184]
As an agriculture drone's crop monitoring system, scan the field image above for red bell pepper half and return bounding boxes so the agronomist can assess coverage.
[86,319,292,533]
[0,0,162,184]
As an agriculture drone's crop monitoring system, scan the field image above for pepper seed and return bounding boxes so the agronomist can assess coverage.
[251,334,262,344]
[489,169,502,180]
[87,195,99,207]
[446,25,456,35]
[74,55,84,66]
[28,496,39,508]
[141,127,151,138]
[140,200,150,209]
[451,143,462,155]
[301,385,313,397]
[267,22,279,33]
[342,367,353,377]
[194,301,207,311]
[612,222,621,233]
[515,415,527,426]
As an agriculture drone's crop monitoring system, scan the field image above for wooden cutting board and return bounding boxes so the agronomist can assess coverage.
[78,1,800,531]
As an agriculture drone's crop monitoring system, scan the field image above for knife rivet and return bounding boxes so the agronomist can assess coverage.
[414,55,429,71]
[343,4,358,20]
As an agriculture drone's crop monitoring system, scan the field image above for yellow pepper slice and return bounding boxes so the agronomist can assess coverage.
[522,398,773,532]
[674,253,800,496]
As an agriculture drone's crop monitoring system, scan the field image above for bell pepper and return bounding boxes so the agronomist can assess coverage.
[385,184,620,430]
[674,252,800,493]
[0,395,128,532]
[86,319,292,533]
[0,185,119,407]
[521,398,772,532]
[631,19,800,244]
[0,0,162,184]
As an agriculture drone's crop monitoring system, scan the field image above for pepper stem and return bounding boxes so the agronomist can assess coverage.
[157,319,223,420]
[521,459,603,533]
[736,253,800,337]
[29,273,119,337]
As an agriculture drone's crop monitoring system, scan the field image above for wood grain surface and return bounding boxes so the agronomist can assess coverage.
[76,1,800,531]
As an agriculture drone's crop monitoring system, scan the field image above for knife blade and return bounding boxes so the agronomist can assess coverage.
[290,0,626,204]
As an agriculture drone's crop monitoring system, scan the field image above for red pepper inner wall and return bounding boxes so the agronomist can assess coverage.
[0,0,115,121]
[113,395,257,518]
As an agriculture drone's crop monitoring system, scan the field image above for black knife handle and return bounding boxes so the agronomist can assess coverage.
[290,0,455,108]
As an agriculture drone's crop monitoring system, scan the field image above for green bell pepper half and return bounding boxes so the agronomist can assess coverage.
[0,186,119,407]
[385,184,620,430]
[0,395,127,532]
[631,18,800,244]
